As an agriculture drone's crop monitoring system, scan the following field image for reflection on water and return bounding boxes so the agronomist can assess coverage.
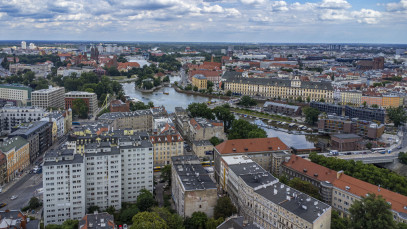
[122,77,217,112]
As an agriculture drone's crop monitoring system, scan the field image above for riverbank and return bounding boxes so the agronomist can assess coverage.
[173,85,232,100]
[136,85,163,93]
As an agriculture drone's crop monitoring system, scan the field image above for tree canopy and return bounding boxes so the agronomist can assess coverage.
[228,119,267,140]
[184,212,208,229]
[131,212,167,229]
[72,99,89,119]
[212,105,235,132]
[238,96,257,107]
[287,178,321,200]
[302,106,320,125]
[214,197,237,220]
[187,103,214,120]
[136,189,157,212]
[387,107,407,127]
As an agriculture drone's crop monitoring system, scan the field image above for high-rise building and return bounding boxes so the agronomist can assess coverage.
[0,106,47,134]
[0,84,32,105]
[31,87,65,109]
[21,41,26,50]
[29,43,36,50]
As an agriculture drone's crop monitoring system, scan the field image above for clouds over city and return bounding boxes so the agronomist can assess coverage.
[0,0,405,43]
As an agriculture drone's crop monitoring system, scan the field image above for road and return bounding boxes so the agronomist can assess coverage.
[155,182,165,207]
[0,173,43,210]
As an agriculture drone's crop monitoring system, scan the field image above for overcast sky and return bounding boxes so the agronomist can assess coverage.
[0,0,406,43]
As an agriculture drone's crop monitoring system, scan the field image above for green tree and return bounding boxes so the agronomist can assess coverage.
[306,96,311,103]
[209,136,222,146]
[331,210,350,229]
[398,152,407,165]
[152,207,184,229]
[372,104,379,108]
[72,99,89,119]
[163,75,170,82]
[130,102,150,111]
[118,204,139,225]
[61,219,79,229]
[363,101,367,107]
[87,205,100,214]
[136,189,157,212]
[214,197,237,220]
[205,217,224,229]
[187,103,214,120]
[207,81,214,89]
[184,85,193,91]
[387,107,407,127]
[238,96,257,107]
[225,90,232,96]
[213,105,235,132]
[193,86,198,92]
[148,101,155,108]
[365,142,373,150]
[131,212,168,229]
[28,197,41,210]
[349,193,395,229]
[302,106,320,125]
[184,212,208,229]
[106,206,116,215]
[296,96,303,102]
[160,165,171,183]
[288,178,321,200]
[228,119,267,140]
[143,81,154,90]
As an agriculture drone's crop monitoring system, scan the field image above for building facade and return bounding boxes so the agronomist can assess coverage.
[0,84,32,106]
[192,75,208,90]
[344,106,386,124]
[0,137,30,183]
[150,132,184,167]
[310,102,342,116]
[188,118,226,142]
[263,101,301,116]
[31,87,65,109]
[340,91,362,106]
[0,106,47,134]
[65,91,98,116]
[98,110,153,131]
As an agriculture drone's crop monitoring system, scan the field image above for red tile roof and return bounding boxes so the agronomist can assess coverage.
[215,137,289,154]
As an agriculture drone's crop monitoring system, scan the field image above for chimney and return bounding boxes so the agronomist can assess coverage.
[337,170,344,179]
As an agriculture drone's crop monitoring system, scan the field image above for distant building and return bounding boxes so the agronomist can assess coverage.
[344,106,386,123]
[65,91,98,116]
[310,101,342,116]
[188,118,226,142]
[9,62,53,78]
[171,155,217,218]
[56,66,95,77]
[21,41,26,50]
[109,100,130,112]
[0,136,30,182]
[0,84,32,106]
[340,91,362,106]
[331,134,363,151]
[0,106,47,134]
[31,87,65,109]
[191,74,207,90]
[263,101,301,116]
[98,110,153,131]
[79,212,115,229]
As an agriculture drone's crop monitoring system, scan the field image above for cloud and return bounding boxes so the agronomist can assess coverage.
[351,9,382,24]
[386,0,407,12]
[202,4,224,13]
[319,9,351,21]
[250,14,273,23]
[319,0,351,9]
[271,1,288,12]
[240,0,266,5]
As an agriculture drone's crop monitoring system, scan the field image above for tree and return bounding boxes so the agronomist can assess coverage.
[187,103,214,120]
[130,101,150,111]
[184,212,208,229]
[106,206,116,215]
[387,107,407,127]
[399,152,407,165]
[136,189,156,212]
[225,90,232,96]
[302,106,320,125]
[131,212,168,229]
[152,207,184,229]
[363,101,367,107]
[331,210,350,229]
[28,197,41,210]
[207,81,214,89]
[119,204,139,225]
[288,178,321,200]
[160,165,171,183]
[214,197,237,220]
[319,98,325,102]
[61,219,79,229]
[72,99,89,119]
[143,81,154,90]
[163,75,170,82]
[205,218,224,229]
[372,104,379,108]
[349,193,395,229]
[365,142,373,150]
[87,205,100,214]
[296,96,303,102]
[238,96,257,107]
[148,101,155,108]
[228,119,267,140]
[193,86,198,92]
[209,136,222,146]
[306,96,311,103]
[213,105,235,132]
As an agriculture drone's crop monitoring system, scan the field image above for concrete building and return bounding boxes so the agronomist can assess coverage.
[214,137,290,181]
[340,91,362,106]
[224,74,334,102]
[361,95,403,108]
[0,106,47,134]
[65,91,98,116]
[43,149,86,225]
[21,41,26,49]
[31,87,65,109]
[57,66,95,77]
[280,155,407,223]
[0,84,32,106]
[98,110,153,131]
[109,100,130,112]
[41,112,65,139]
[317,115,385,139]
[192,74,207,90]
[84,142,122,210]
[263,101,301,116]
[188,118,226,142]
[310,102,342,116]
[192,140,214,159]
[330,134,363,152]
[9,62,53,78]
[79,212,115,229]
[219,155,331,229]
[0,137,30,183]
[344,106,386,124]
[150,126,184,167]
[171,155,217,218]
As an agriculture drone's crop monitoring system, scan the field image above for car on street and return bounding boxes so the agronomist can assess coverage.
[10,195,18,200]
[123,224,128,229]
[0,203,6,208]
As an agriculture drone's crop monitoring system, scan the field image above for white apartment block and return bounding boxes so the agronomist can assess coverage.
[84,142,122,210]
[65,91,98,116]
[0,106,47,134]
[43,149,86,226]
[0,84,32,105]
[32,87,65,109]
[118,136,154,202]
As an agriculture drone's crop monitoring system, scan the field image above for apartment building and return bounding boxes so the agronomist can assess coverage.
[0,154,7,186]
[263,101,301,116]
[191,74,207,90]
[361,95,403,108]
[317,115,385,139]
[280,155,407,223]
[9,62,53,77]
[224,74,334,102]
[98,110,153,131]
[65,91,98,116]
[171,155,217,218]
[150,127,184,167]
[219,155,331,229]
[41,112,65,138]
[43,149,86,225]
[0,106,47,134]
[0,84,32,105]
[31,87,65,109]
[340,91,362,106]
[214,137,290,181]
[0,137,30,182]
[192,140,213,159]
[84,142,122,210]
[188,118,226,141]
[310,101,342,116]
[344,106,386,123]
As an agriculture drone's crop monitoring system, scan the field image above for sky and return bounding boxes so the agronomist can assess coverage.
[0,0,406,43]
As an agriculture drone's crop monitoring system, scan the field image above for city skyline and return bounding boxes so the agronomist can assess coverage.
[0,0,406,44]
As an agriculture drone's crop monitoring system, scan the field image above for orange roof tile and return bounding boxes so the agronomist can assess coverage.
[215,137,289,154]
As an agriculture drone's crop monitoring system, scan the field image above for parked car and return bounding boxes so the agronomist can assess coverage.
[10,195,18,200]
[123,224,128,229]
[0,203,7,208]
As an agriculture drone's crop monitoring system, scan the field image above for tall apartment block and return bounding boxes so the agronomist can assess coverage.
[0,84,32,106]
[43,149,86,225]
[65,91,98,116]
[32,87,65,109]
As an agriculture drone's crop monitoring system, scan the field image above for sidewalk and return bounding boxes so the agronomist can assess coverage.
[2,171,30,193]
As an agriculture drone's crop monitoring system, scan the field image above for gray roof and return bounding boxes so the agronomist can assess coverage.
[26,220,40,229]
[332,134,362,139]
[192,140,212,147]
[225,76,333,90]
[217,216,260,229]
[222,71,243,80]
[263,101,300,111]
[9,121,50,137]
[193,74,207,80]
[255,182,331,223]
[79,212,114,229]
[44,149,83,166]
[229,162,278,189]
[98,110,152,120]
[0,136,28,152]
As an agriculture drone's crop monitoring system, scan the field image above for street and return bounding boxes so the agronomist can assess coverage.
[0,173,43,210]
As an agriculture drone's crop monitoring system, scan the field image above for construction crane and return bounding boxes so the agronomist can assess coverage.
[102,93,110,109]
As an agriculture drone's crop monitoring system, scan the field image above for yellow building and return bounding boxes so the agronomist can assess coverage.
[341,91,362,105]
[224,75,334,102]
[382,95,403,108]
[192,74,207,90]
[0,136,30,182]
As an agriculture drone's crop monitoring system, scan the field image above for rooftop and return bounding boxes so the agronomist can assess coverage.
[0,136,28,153]
[79,212,115,229]
[215,137,289,154]
[217,216,260,229]
[9,121,50,137]
[65,91,96,96]
[32,86,64,94]
[263,101,300,111]
[98,110,152,120]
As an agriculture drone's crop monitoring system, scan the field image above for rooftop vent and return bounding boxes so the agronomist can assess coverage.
[301,205,308,210]
[303,169,307,173]
[345,186,350,190]
[314,173,318,177]
[232,148,236,151]
[244,148,248,151]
